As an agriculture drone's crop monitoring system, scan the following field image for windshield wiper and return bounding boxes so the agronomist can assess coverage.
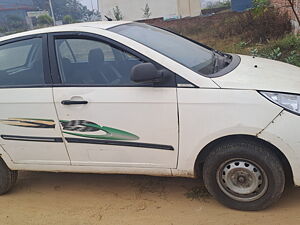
[212,51,220,73]
[212,50,233,73]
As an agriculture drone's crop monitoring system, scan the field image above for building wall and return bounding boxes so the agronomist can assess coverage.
[0,0,33,8]
[177,0,202,17]
[0,0,34,29]
[99,0,201,21]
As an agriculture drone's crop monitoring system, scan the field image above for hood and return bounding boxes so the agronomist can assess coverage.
[212,55,300,94]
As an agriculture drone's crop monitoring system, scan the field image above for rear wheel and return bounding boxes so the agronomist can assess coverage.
[0,158,18,195]
[203,139,285,211]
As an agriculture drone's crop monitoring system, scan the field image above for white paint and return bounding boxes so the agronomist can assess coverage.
[53,87,179,168]
[213,55,300,94]
[0,88,70,165]
[0,23,300,190]
[98,0,202,21]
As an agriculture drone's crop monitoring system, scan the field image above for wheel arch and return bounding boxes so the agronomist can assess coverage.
[194,134,294,186]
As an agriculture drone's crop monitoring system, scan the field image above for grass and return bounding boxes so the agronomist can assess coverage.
[188,31,300,68]
[185,32,300,67]
[146,10,299,67]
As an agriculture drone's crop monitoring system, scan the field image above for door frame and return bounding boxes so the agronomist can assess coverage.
[47,31,177,88]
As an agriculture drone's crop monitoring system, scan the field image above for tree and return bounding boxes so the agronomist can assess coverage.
[287,0,300,25]
[142,3,152,18]
[253,0,270,8]
[32,0,95,22]
[37,14,54,27]
[205,0,231,9]
[5,15,28,31]
[113,6,124,20]
[63,15,74,24]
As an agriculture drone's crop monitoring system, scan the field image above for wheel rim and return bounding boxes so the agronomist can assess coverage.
[216,159,268,202]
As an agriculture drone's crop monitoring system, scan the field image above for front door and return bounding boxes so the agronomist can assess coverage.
[0,35,70,165]
[50,34,179,168]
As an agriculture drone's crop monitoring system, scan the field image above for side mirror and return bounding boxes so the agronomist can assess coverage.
[131,63,163,83]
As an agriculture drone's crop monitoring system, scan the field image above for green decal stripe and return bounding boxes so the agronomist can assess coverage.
[63,129,139,141]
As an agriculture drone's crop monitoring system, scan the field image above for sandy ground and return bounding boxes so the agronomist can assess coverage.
[0,172,299,225]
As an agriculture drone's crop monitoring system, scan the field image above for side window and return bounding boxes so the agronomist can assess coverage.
[0,38,45,87]
[55,38,144,85]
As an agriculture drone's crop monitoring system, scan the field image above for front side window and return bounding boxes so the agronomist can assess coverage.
[110,23,232,76]
[55,38,144,85]
[0,38,45,87]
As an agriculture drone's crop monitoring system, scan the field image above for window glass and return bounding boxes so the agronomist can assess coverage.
[55,38,144,85]
[0,38,45,87]
[58,39,115,63]
[110,23,215,75]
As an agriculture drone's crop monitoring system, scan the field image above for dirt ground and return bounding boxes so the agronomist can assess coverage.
[0,172,299,225]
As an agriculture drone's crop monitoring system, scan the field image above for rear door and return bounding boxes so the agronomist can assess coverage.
[49,33,179,168]
[0,35,70,165]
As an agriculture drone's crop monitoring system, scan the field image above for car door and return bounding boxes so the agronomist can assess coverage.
[0,35,70,165]
[49,33,179,168]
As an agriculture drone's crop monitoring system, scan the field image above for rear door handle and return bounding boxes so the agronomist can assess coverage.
[61,100,88,105]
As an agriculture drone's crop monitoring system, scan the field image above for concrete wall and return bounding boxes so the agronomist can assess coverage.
[177,0,202,17]
[99,0,201,21]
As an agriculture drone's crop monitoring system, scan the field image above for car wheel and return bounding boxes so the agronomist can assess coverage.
[0,158,18,195]
[203,138,285,211]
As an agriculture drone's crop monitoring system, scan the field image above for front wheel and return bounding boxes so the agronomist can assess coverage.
[203,139,285,211]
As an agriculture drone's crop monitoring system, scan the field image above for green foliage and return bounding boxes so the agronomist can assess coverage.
[248,35,300,66]
[221,0,231,7]
[253,0,270,8]
[275,34,300,50]
[32,0,94,22]
[285,50,300,66]
[63,15,74,24]
[252,0,270,17]
[113,6,123,21]
[142,3,152,18]
[0,27,6,33]
[216,8,291,43]
[5,15,28,31]
[37,14,54,27]
[267,47,282,60]
[206,0,231,9]
[236,41,248,48]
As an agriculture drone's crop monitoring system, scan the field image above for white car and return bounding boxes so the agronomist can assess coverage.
[0,21,299,211]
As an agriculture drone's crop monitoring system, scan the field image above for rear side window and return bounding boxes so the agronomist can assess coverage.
[0,38,45,87]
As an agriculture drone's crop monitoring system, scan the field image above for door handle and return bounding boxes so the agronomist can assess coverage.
[61,100,88,105]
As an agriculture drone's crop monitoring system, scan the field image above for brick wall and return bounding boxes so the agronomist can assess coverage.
[270,0,300,32]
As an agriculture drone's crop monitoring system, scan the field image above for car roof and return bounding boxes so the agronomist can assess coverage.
[0,21,131,42]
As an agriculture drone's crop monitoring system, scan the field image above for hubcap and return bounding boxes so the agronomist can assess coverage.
[217,159,268,202]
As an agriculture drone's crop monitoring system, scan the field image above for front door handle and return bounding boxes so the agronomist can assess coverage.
[61,100,88,105]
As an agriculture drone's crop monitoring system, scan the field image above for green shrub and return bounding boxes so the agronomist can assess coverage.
[37,14,54,27]
[6,15,28,32]
[63,15,74,24]
[216,7,291,43]
[249,35,300,67]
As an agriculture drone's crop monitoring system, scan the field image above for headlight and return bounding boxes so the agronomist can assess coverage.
[260,91,300,115]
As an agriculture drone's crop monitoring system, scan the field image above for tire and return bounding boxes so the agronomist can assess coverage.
[0,158,18,195]
[203,138,285,211]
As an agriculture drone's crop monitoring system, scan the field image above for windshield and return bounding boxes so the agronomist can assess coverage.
[109,23,216,75]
